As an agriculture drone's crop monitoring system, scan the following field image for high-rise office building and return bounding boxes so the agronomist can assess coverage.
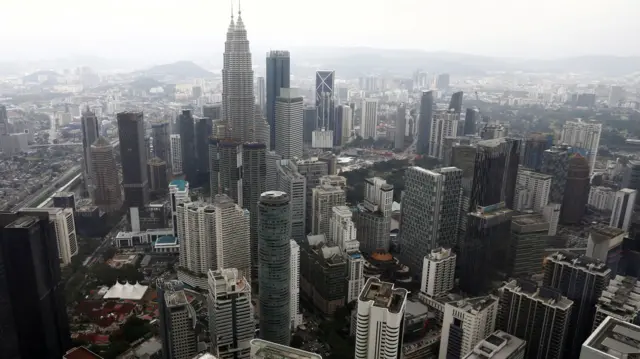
[117,111,149,208]
[436,73,450,90]
[290,240,303,329]
[176,201,217,290]
[335,105,353,147]
[561,154,590,224]
[257,76,266,113]
[203,103,222,122]
[169,180,189,237]
[0,213,71,359]
[207,268,253,359]
[147,157,169,193]
[355,177,393,253]
[463,331,526,359]
[195,117,213,185]
[463,108,478,136]
[586,225,625,275]
[544,251,612,359]
[581,316,640,359]
[81,107,99,197]
[303,107,317,145]
[449,91,463,113]
[90,137,122,212]
[623,160,640,206]
[242,143,266,276]
[52,192,76,211]
[250,339,323,359]
[316,70,335,131]
[330,205,357,250]
[222,10,256,143]
[507,214,549,278]
[460,203,514,295]
[0,104,8,136]
[542,202,561,236]
[275,88,303,159]
[514,167,552,212]
[440,296,498,358]
[541,145,572,204]
[265,150,282,191]
[498,279,572,359]
[399,167,462,275]
[213,194,251,280]
[428,110,459,160]
[296,159,329,234]
[611,188,637,231]
[592,275,640,330]
[157,279,198,359]
[21,207,78,266]
[522,133,552,171]
[560,120,601,174]
[179,110,198,182]
[355,278,408,359]
[170,134,183,175]
[394,105,406,150]
[359,98,379,140]
[258,191,292,345]
[417,91,434,155]
[209,139,241,203]
[275,159,306,243]
[421,247,456,297]
[152,122,171,171]
[311,184,346,238]
[469,138,520,210]
[266,50,290,148]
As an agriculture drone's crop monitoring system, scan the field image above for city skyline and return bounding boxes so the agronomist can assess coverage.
[2,0,640,64]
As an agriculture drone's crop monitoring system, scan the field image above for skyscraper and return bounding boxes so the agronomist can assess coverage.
[399,167,462,275]
[213,194,251,280]
[611,188,637,231]
[258,191,292,345]
[449,91,463,113]
[394,104,406,150]
[20,207,78,266]
[428,110,459,160]
[355,278,408,359]
[417,91,434,155]
[440,296,498,359]
[0,213,71,359]
[311,184,346,238]
[242,142,266,276]
[222,9,256,143]
[436,73,450,90]
[544,251,612,358]
[359,98,379,140]
[470,138,520,210]
[303,107,317,145]
[623,160,640,206]
[463,108,478,136]
[147,157,169,193]
[177,201,217,290]
[203,103,222,122]
[207,268,253,359]
[169,180,189,238]
[498,279,572,359]
[170,134,182,175]
[514,168,552,212]
[460,203,514,295]
[266,51,291,148]
[157,279,198,359]
[355,177,393,253]
[421,247,456,297]
[507,214,549,278]
[91,137,122,212]
[276,160,306,243]
[117,111,149,208]
[316,70,335,131]
[0,104,8,135]
[336,105,353,146]
[209,138,241,203]
[560,154,590,224]
[541,145,572,204]
[179,110,197,182]
[290,240,303,329]
[152,122,171,171]
[560,120,601,175]
[195,116,213,185]
[257,76,266,114]
[81,107,99,197]
[522,133,551,171]
[275,88,303,159]
[296,159,329,235]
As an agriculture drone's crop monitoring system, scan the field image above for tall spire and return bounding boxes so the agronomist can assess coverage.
[238,0,242,17]
[227,0,235,33]
[236,0,245,30]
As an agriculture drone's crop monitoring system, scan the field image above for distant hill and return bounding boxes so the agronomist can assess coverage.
[130,77,163,90]
[139,61,213,79]
[23,70,61,85]
[290,47,640,77]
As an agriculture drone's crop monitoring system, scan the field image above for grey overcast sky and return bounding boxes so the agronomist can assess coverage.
[3,0,639,62]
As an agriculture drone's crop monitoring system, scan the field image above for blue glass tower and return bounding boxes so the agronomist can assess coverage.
[266,51,291,150]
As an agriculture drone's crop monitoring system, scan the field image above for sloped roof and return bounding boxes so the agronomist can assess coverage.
[102,281,148,300]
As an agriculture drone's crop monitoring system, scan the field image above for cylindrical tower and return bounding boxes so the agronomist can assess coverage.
[258,191,291,345]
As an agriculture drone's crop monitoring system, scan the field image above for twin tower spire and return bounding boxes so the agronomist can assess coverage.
[228,0,245,33]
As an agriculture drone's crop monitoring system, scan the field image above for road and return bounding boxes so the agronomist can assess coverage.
[83,216,127,268]
[11,165,82,211]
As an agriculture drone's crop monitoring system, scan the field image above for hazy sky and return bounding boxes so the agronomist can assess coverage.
[3,0,639,62]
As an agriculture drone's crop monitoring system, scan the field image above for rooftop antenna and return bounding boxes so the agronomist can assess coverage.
[230,0,234,20]
[238,0,241,16]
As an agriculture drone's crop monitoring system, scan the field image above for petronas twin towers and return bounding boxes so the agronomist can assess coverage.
[222,7,268,144]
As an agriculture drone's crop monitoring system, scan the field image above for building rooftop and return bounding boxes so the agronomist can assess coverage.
[446,295,498,314]
[597,275,640,319]
[359,278,408,314]
[584,316,640,358]
[590,224,626,240]
[102,281,148,301]
[548,251,611,275]
[155,235,177,246]
[511,214,548,226]
[470,203,514,220]
[426,247,456,262]
[64,347,104,359]
[518,168,553,180]
[250,339,323,359]
[169,179,187,191]
[503,279,573,310]
[463,331,526,359]
[161,280,189,307]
